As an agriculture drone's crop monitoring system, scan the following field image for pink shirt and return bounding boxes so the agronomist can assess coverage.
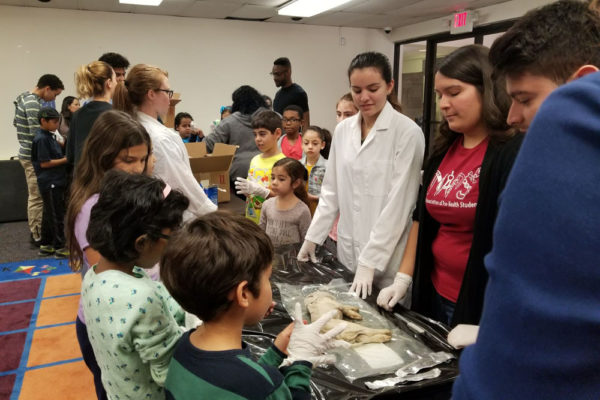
[281,135,303,160]
[75,194,99,322]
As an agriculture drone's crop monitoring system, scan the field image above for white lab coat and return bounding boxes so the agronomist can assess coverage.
[305,102,424,288]
[138,112,217,221]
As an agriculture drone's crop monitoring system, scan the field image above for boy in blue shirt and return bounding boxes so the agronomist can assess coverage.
[31,107,68,257]
[160,211,349,400]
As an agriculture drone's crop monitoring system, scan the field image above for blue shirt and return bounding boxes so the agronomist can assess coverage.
[452,71,600,400]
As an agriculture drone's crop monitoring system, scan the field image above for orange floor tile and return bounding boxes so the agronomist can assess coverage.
[35,295,79,327]
[19,360,95,400]
[42,274,81,298]
[27,325,81,367]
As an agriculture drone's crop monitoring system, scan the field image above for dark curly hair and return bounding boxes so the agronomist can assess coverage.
[86,170,189,264]
[231,85,266,115]
[98,52,130,70]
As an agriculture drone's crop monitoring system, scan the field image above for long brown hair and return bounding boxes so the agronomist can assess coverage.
[113,64,168,115]
[272,158,310,207]
[66,110,152,270]
[430,44,514,161]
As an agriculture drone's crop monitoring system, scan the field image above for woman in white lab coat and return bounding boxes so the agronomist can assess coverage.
[113,64,216,221]
[298,52,425,299]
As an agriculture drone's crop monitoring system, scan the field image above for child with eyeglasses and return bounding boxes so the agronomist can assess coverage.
[81,170,189,400]
[279,104,304,160]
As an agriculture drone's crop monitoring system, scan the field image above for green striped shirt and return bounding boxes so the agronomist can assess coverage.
[13,91,43,160]
[165,332,312,400]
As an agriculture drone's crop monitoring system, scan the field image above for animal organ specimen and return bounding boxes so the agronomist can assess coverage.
[305,291,392,344]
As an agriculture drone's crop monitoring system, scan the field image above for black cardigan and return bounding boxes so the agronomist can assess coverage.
[411,134,524,327]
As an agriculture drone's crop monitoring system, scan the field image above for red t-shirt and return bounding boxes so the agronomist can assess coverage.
[425,137,489,302]
[281,135,303,160]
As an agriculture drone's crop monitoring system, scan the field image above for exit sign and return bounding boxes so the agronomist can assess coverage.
[450,10,473,34]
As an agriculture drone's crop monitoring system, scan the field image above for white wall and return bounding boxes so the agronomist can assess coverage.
[389,0,556,43]
[0,5,394,160]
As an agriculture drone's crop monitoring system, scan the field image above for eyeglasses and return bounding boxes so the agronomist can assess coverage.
[283,118,301,123]
[270,69,288,77]
[155,88,174,98]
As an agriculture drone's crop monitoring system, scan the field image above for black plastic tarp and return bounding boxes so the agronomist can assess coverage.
[242,244,458,400]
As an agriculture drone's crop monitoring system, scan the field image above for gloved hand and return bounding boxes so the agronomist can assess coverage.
[447,324,480,349]
[297,240,317,263]
[350,264,375,299]
[234,177,270,198]
[376,272,412,310]
[281,303,350,367]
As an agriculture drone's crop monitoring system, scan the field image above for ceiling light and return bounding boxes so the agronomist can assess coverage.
[278,0,351,18]
[119,0,163,6]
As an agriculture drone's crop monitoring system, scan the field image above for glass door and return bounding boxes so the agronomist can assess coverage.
[394,20,514,157]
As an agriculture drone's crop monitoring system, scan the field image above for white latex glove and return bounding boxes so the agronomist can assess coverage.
[281,302,350,367]
[447,324,480,349]
[234,177,270,198]
[376,272,413,310]
[350,264,375,299]
[297,240,317,263]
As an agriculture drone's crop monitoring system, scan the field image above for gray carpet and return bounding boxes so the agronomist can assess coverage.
[0,221,46,263]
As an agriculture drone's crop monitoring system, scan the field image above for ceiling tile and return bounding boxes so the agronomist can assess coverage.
[132,0,194,15]
[0,0,518,28]
[346,0,420,14]
[77,0,133,13]
[229,4,276,19]
[184,0,241,18]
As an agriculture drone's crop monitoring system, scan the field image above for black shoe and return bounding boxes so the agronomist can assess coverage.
[30,234,42,249]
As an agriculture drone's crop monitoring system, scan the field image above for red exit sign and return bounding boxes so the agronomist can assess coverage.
[450,10,473,34]
[454,11,468,28]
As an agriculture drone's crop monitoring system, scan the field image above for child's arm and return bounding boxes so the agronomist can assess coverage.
[40,157,67,168]
[259,201,268,230]
[298,205,312,242]
[258,324,312,400]
[132,284,184,386]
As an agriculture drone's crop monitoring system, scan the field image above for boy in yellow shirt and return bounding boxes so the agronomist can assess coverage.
[235,110,285,224]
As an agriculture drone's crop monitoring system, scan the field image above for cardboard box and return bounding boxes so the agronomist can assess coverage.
[185,142,237,203]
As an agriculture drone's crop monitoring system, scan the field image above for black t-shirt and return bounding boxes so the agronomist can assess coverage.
[31,129,67,191]
[273,83,309,114]
[66,101,112,167]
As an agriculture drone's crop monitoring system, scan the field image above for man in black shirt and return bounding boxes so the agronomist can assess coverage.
[272,57,310,129]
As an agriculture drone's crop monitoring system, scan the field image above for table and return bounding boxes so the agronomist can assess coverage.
[243,244,458,400]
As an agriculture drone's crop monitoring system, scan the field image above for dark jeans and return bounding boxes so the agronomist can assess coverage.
[39,184,65,248]
[75,317,107,400]
[433,291,456,326]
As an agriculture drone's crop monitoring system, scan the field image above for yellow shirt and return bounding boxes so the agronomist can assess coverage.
[245,152,286,224]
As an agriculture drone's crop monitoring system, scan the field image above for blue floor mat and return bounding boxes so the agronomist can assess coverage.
[0,258,72,282]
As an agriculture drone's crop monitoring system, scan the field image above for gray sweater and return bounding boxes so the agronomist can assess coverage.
[204,108,265,182]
